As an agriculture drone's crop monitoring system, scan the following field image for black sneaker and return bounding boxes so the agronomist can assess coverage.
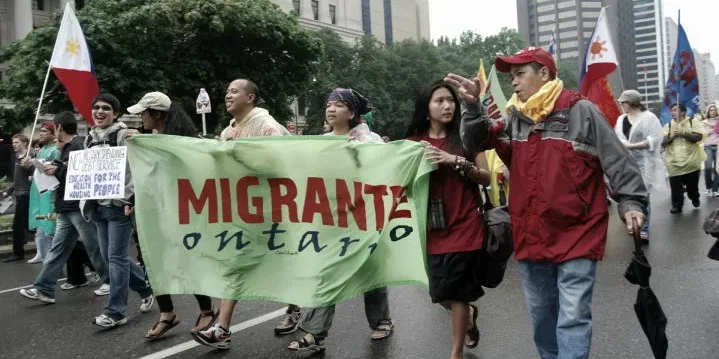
[4,255,25,263]
[670,207,682,214]
[692,199,700,208]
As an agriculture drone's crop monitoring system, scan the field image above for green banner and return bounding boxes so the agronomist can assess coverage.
[127,135,433,307]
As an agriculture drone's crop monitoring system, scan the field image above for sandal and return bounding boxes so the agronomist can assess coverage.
[465,304,480,349]
[371,319,394,340]
[288,333,326,352]
[192,310,218,332]
[144,314,180,340]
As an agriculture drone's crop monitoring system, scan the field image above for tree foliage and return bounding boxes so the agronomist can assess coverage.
[0,0,321,133]
[302,28,528,139]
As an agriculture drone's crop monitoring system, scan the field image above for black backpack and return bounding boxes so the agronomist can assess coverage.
[478,186,514,288]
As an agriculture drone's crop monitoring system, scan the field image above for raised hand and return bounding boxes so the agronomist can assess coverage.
[444,73,483,103]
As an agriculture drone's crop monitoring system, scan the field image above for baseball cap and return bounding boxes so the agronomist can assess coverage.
[127,92,171,114]
[495,47,557,75]
[617,90,642,103]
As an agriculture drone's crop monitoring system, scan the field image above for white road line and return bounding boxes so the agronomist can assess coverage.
[138,307,287,359]
[0,277,69,295]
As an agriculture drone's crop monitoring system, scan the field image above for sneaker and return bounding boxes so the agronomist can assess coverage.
[670,207,682,214]
[60,282,88,290]
[692,198,701,208]
[706,189,712,196]
[93,314,128,328]
[191,323,232,349]
[19,288,55,304]
[87,272,101,284]
[27,255,43,264]
[94,284,110,296]
[274,309,301,335]
[140,296,155,313]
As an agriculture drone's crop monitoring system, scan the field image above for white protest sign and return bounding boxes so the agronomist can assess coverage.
[196,88,211,114]
[64,146,127,201]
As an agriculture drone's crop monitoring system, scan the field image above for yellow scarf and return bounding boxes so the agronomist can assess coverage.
[506,79,564,123]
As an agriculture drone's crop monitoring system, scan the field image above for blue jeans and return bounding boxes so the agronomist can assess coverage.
[34,211,107,298]
[93,205,151,320]
[35,228,52,261]
[704,145,719,191]
[518,259,597,359]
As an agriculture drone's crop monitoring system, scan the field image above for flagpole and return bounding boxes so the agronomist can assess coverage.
[26,62,53,158]
[676,10,681,115]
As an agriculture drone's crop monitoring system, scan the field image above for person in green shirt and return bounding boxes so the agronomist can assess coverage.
[27,122,61,264]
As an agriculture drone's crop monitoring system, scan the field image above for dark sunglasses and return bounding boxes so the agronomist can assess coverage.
[92,105,113,111]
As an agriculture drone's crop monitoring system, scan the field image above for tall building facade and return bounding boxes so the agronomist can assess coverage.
[632,0,665,110]
[663,16,678,79]
[273,0,430,45]
[516,0,637,93]
[694,51,718,110]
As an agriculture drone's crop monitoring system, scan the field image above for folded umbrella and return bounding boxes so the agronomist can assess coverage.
[624,218,668,359]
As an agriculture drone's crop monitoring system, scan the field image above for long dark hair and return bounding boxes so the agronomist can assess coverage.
[148,102,198,137]
[405,80,464,154]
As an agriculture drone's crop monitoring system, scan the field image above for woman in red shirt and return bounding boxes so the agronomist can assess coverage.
[406,80,490,359]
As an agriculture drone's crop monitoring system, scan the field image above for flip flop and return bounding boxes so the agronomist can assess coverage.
[465,304,480,349]
[144,315,180,340]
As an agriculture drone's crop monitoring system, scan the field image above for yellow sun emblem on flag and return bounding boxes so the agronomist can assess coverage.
[590,36,607,60]
[65,38,81,56]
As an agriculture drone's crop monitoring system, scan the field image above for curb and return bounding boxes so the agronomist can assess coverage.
[0,242,37,256]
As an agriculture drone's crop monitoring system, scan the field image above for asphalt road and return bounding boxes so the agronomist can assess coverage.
[1,189,718,359]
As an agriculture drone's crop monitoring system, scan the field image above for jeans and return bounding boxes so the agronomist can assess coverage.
[518,259,597,359]
[34,211,107,298]
[35,227,52,261]
[12,194,29,257]
[300,287,390,338]
[669,170,701,209]
[93,205,152,320]
[704,145,719,191]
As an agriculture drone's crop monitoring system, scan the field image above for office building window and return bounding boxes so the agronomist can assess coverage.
[383,0,393,45]
[293,0,300,15]
[33,0,45,11]
[311,0,319,20]
[329,5,336,24]
[362,0,371,34]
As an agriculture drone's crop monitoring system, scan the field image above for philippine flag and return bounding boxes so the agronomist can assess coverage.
[579,7,620,127]
[49,3,99,126]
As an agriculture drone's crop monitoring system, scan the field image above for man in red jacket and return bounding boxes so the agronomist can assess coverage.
[446,47,647,359]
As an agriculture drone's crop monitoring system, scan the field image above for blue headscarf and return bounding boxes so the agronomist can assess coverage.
[327,88,371,121]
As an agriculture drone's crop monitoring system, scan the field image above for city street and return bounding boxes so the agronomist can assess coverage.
[1,190,718,359]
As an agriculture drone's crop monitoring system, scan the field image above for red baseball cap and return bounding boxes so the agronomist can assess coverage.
[495,47,557,75]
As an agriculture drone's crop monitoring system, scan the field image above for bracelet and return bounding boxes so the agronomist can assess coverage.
[453,155,477,178]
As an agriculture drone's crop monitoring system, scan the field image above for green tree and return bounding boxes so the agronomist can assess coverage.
[0,0,321,133]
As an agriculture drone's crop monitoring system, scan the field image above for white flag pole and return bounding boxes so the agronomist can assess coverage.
[26,62,53,158]
[202,113,207,135]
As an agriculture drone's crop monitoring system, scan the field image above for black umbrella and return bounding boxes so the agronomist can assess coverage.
[624,218,668,359]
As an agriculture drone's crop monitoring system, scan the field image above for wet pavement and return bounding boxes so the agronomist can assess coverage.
[1,189,718,359]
